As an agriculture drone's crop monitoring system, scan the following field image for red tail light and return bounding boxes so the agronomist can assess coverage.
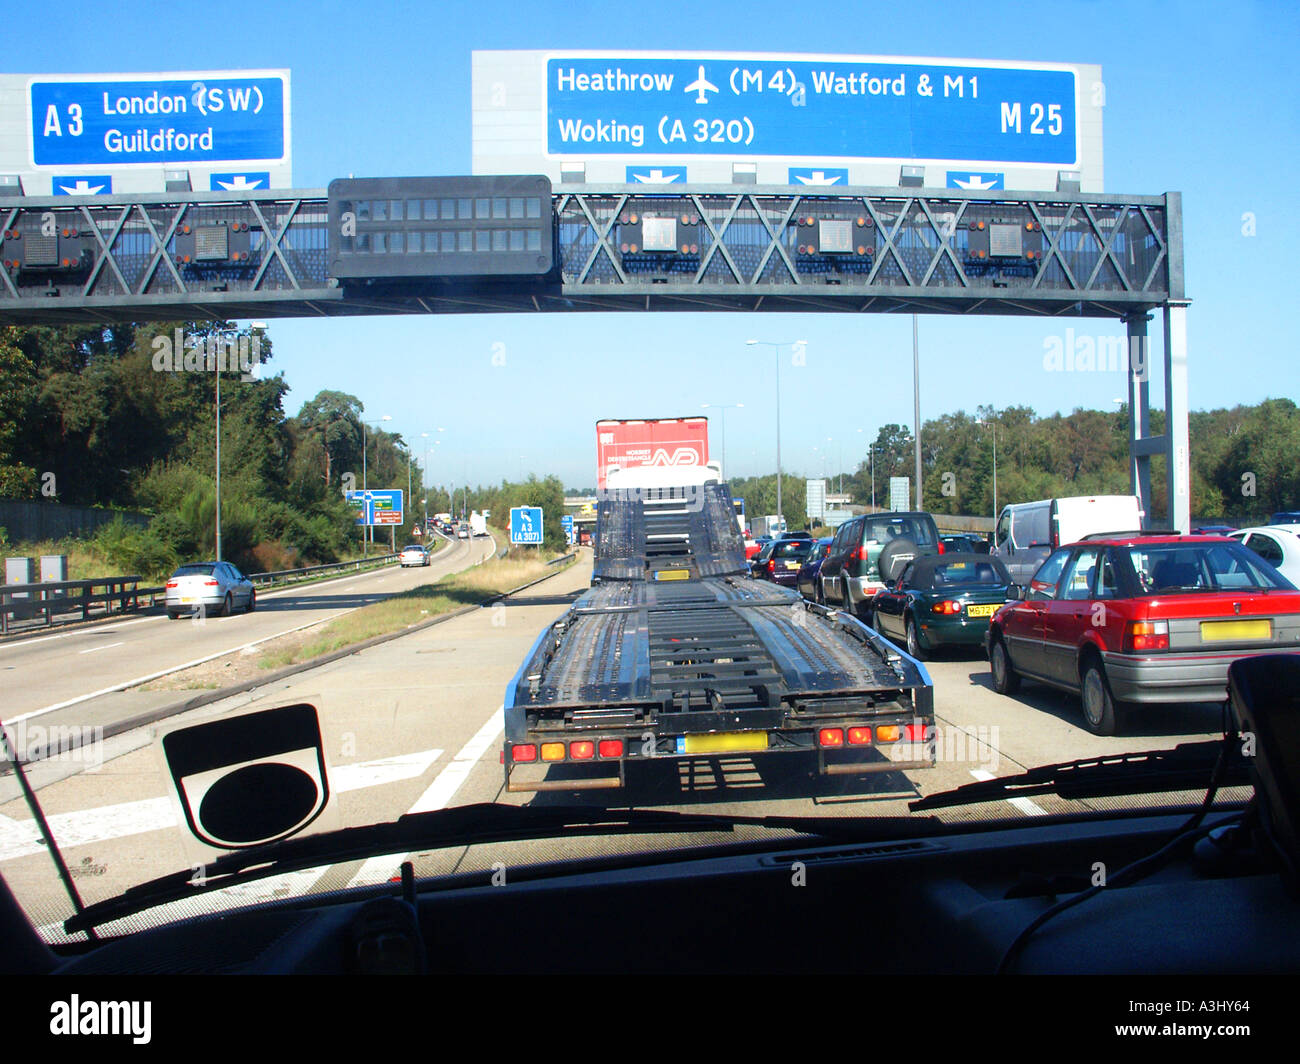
[204,579,219,586]
[165,581,177,589]
[932,600,962,615]
[1123,620,1169,652]
[818,728,844,747]
[767,560,776,572]
[905,723,932,741]
[847,726,871,745]
[511,744,537,763]
[570,740,595,760]
[598,739,624,758]
[937,541,946,554]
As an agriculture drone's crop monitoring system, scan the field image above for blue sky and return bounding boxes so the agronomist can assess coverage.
[15,0,1298,489]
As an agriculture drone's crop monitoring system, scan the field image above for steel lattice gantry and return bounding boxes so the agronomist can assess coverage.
[0,183,1189,529]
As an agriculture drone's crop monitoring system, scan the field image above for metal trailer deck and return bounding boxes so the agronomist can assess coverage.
[503,483,934,792]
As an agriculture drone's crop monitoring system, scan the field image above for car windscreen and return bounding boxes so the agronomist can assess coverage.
[1123,542,1294,593]
[171,564,216,577]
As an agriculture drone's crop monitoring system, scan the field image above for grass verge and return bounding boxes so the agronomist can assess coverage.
[255,551,571,671]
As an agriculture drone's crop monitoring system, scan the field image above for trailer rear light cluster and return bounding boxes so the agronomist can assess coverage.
[511,738,626,763]
[1123,619,1170,652]
[818,724,908,746]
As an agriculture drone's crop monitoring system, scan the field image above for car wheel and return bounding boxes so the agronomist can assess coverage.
[220,593,233,617]
[906,615,926,660]
[1080,658,1120,736]
[167,610,180,620]
[989,634,1020,695]
[246,589,256,613]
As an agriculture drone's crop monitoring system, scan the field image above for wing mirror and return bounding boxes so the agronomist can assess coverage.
[1005,584,1024,601]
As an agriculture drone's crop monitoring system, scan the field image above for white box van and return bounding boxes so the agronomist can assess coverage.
[992,495,1143,584]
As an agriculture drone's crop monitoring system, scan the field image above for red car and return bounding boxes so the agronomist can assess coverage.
[986,533,1300,735]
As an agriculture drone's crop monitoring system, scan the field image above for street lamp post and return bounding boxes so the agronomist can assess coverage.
[977,414,998,523]
[362,415,392,556]
[700,402,743,478]
[746,339,805,528]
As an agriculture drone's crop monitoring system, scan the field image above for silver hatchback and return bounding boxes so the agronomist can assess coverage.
[165,561,256,619]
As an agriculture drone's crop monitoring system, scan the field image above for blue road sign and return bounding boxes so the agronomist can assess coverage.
[625,165,686,184]
[946,170,1005,191]
[345,489,404,527]
[51,175,112,195]
[788,167,848,186]
[547,57,1078,165]
[210,171,271,192]
[561,514,575,545]
[30,75,287,167]
[510,506,544,545]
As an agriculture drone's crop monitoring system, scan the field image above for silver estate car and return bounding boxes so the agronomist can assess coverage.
[165,561,256,619]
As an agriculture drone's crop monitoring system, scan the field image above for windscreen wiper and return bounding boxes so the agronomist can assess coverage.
[65,802,931,933]
[909,738,1250,812]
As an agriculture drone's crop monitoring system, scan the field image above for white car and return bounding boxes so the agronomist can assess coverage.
[400,544,430,567]
[1229,524,1300,585]
[456,525,470,540]
[165,561,255,618]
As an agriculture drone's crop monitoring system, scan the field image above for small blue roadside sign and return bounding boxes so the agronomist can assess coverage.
[511,506,544,545]
[345,489,404,527]
[561,514,575,544]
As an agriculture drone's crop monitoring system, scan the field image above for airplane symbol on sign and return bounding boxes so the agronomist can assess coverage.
[684,66,718,104]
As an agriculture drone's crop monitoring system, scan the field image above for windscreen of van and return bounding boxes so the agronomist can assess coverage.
[1013,505,1051,548]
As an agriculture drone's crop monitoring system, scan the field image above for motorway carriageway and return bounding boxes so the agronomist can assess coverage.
[0,548,1241,942]
[0,533,494,733]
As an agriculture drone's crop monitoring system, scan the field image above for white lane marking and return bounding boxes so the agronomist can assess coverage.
[0,560,411,654]
[346,706,505,888]
[8,611,362,727]
[0,749,443,862]
[0,617,160,653]
[969,769,1047,816]
[78,641,123,655]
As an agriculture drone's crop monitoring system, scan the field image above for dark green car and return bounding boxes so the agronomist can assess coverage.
[866,553,1011,660]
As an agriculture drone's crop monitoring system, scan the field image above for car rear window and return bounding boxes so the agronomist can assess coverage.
[773,540,812,559]
[862,516,937,547]
[930,560,1007,586]
[172,564,215,577]
[1122,542,1293,594]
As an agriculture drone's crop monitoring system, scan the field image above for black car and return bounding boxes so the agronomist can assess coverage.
[867,553,1011,659]
[941,533,989,555]
[820,511,943,617]
[757,537,816,587]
